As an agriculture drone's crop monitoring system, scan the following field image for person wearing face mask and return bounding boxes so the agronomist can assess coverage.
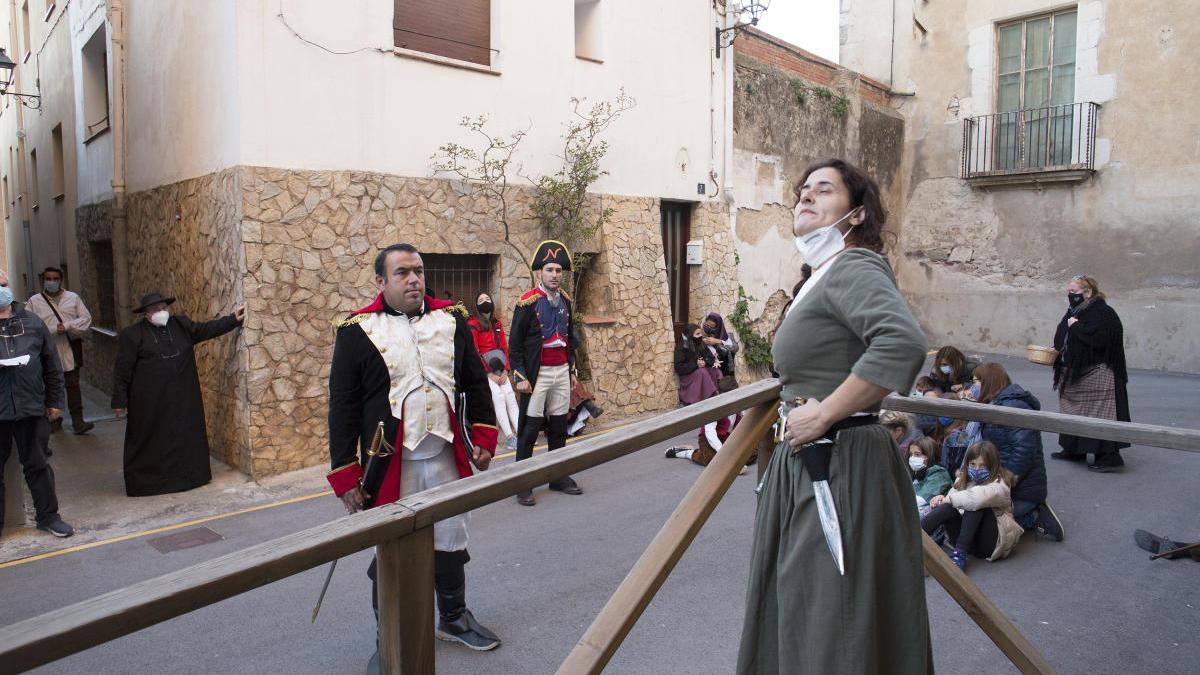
[928,345,979,394]
[920,441,1022,572]
[111,292,245,497]
[738,159,931,674]
[907,437,951,518]
[0,269,75,538]
[700,312,739,391]
[673,323,719,406]
[26,267,95,434]
[1051,275,1130,473]
[467,292,519,451]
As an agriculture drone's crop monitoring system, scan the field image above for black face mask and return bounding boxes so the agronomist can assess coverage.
[703,324,716,336]
[1067,292,1084,307]
[477,301,494,315]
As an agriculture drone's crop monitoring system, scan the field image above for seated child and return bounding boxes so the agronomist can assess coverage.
[920,440,1023,572]
[909,437,951,517]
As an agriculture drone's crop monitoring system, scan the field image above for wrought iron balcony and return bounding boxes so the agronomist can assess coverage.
[961,102,1099,186]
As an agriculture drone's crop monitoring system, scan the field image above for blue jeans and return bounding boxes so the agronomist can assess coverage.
[1013,499,1039,529]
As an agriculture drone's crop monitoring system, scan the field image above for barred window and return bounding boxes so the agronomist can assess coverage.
[421,253,497,310]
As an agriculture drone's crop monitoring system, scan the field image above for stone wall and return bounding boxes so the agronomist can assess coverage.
[125,169,250,470]
[75,200,119,395]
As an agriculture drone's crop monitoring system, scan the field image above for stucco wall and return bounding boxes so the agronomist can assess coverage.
[851,0,1200,372]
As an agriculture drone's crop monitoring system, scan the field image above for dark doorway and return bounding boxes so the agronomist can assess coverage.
[660,201,692,339]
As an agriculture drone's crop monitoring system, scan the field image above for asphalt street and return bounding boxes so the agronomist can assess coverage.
[0,354,1196,674]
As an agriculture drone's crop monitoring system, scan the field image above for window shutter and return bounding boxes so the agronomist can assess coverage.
[394,0,491,66]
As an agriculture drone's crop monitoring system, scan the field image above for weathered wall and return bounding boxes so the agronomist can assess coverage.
[853,0,1200,373]
[75,201,118,393]
[730,30,907,323]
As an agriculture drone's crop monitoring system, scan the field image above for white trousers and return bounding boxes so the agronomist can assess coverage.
[527,364,571,418]
[400,442,469,551]
[488,378,521,438]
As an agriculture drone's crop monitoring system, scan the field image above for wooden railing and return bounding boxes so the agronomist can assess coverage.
[1,379,1197,674]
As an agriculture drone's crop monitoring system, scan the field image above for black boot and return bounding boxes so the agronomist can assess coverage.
[434,550,500,651]
[545,415,582,495]
[515,415,544,506]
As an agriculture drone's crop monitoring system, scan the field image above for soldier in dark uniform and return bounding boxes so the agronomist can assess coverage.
[327,243,501,665]
[508,240,583,507]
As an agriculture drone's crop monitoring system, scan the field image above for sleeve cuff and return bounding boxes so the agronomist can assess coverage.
[326,462,363,497]
[471,424,499,453]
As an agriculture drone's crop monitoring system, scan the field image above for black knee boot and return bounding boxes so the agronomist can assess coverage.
[546,415,582,494]
[434,550,500,651]
[515,415,544,505]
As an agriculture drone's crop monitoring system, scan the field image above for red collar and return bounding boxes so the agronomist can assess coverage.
[351,294,456,316]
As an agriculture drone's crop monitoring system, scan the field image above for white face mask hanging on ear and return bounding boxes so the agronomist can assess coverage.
[793,206,862,269]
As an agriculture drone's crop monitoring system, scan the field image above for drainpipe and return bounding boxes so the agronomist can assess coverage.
[9,0,33,297]
[108,0,131,327]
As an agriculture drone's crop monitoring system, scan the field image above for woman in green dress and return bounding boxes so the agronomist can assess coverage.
[737,159,932,674]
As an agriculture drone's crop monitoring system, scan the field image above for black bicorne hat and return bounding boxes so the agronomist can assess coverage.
[530,240,572,271]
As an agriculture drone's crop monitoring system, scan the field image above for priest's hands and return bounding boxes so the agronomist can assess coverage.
[233,304,246,323]
[340,486,365,514]
[46,408,62,422]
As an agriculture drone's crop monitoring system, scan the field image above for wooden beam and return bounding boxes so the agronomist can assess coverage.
[557,402,779,674]
[377,527,435,675]
[882,394,1200,452]
[922,534,1058,674]
[0,503,417,673]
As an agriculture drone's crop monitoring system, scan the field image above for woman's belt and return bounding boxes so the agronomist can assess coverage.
[775,397,879,444]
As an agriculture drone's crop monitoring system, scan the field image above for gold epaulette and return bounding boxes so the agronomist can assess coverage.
[442,303,468,318]
[331,313,369,329]
[560,288,572,302]
[516,292,540,307]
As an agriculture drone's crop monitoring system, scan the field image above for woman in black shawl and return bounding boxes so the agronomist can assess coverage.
[1051,275,1130,472]
[674,323,719,405]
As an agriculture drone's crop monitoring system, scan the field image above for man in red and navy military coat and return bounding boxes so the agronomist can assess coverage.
[327,243,502,657]
[508,240,584,507]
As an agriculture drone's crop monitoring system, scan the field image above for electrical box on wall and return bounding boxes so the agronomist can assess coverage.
[686,240,703,265]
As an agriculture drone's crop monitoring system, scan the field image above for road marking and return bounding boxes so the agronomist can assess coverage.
[0,419,641,569]
[0,491,331,570]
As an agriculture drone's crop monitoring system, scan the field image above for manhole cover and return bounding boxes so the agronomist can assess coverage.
[147,526,224,554]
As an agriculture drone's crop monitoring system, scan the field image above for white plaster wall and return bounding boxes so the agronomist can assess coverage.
[234,0,725,201]
[123,0,241,193]
[71,0,114,206]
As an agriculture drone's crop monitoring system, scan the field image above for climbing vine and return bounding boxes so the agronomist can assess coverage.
[789,80,850,120]
[728,286,774,369]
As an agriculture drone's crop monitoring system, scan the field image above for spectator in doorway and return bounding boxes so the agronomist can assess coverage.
[674,323,719,405]
[0,269,74,538]
[468,293,519,451]
[27,267,95,434]
[972,362,1064,541]
[112,293,244,497]
[928,345,979,394]
[1051,274,1131,473]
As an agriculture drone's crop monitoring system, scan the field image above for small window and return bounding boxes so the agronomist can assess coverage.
[51,124,64,197]
[421,253,497,308]
[574,0,603,62]
[28,148,38,209]
[91,240,116,328]
[394,0,492,67]
[82,25,110,141]
[20,1,31,60]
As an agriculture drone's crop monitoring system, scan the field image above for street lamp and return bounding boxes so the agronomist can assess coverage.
[0,49,42,110]
[715,1,771,58]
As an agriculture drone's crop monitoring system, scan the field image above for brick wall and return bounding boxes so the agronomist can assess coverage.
[737,27,891,107]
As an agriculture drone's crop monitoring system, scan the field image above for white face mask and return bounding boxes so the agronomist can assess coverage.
[909,456,927,471]
[149,310,170,327]
[793,206,861,269]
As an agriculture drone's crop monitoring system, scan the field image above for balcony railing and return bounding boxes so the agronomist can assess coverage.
[962,102,1099,185]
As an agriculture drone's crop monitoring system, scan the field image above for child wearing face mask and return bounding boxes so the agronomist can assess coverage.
[909,437,951,518]
[920,441,1022,571]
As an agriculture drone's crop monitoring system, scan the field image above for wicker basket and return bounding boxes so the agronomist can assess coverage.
[1026,345,1058,366]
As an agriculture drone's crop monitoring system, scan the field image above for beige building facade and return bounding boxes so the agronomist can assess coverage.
[841,0,1200,373]
[1,0,754,477]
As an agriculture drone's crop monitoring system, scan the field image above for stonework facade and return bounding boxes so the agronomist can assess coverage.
[76,166,723,477]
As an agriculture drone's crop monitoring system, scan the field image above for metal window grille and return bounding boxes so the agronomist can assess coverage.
[961,102,1098,178]
[421,253,497,308]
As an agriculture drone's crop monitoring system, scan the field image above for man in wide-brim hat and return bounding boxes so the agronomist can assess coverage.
[508,240,584,506]
[111,292,245,497]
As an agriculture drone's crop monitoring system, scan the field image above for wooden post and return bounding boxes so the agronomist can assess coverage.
[922,533,1058,674]
[377,526,435,675]
[558,402,779,674]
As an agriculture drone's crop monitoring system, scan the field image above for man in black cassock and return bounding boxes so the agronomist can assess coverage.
[111,292,244,497]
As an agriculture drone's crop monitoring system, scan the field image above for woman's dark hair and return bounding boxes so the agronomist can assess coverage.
[973,362,1012,405]
[793,158,889,254]
[682,323,702,345]
[910,436,941,465]
[933,346,968,383]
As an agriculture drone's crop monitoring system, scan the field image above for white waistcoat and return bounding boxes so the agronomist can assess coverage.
[359,309,458,456]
